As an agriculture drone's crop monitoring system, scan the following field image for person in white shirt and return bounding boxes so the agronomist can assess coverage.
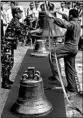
[33,1,41,29]
[27,2,36,28]
[1,2,7,35]
[66,2,72,10]
[34,1,41,18]
[59,2,69,16]
[27,2,35,18]
[56,2,69,35]
[6,1,16,24]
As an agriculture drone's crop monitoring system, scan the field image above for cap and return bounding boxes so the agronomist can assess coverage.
[12,7,23,14]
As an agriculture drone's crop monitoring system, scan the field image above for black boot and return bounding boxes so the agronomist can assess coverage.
[7,79,14,85]
[65,85,78,93]
[48,75,59,81]
[48,75,61,86]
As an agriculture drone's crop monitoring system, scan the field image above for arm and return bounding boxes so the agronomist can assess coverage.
[14,21,28,36]
[15,21,41,36]
[51,15,74,29]
[45,8,74,29]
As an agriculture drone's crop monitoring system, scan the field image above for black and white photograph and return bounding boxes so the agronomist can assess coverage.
[1,0,83,117]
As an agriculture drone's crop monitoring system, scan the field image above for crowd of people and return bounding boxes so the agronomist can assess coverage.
[1,1,83,96]
[1,1,83,46]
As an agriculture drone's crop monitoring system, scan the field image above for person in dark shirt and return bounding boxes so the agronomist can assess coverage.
[45,8,81,93]
[1,7,29,89]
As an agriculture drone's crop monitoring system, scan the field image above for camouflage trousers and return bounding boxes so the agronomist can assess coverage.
[49,43,79,91]
[1,48,14,81]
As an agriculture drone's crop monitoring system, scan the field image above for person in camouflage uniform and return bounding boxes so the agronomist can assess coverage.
[1,7,29,89]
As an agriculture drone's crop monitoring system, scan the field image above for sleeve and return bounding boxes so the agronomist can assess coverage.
[6,10,10,24]
[20,6,26,20]
[15,21,28,36]
[62,14,69,21]
[53,16,74,29]
[79,10,83,17]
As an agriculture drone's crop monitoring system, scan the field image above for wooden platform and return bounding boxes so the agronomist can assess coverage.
[1,49,66,118]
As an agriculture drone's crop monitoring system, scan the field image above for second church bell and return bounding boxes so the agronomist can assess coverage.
[11,67,53,117]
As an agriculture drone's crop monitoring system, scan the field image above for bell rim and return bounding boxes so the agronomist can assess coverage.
[35,40,45,42]
[11,104,53,117]
[30,52,49,58]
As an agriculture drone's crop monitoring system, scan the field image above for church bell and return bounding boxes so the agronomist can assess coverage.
[11,67,52,117]
[30,40,49,57]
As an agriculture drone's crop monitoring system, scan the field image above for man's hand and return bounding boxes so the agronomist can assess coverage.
[46,11,54,18]
[44,1,54,19]
[29,28,43,34]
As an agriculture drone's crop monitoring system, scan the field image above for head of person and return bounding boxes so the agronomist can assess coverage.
[69,9,79,20]
[67,2,71,9]
[74,2,81,9]
[15,1,19,6]
[61,2,65,9]
[35,1,39,8]
[12,7,23,19]
[1,2,3,11]
[74,5,78,10]
[10,1,17,9]
[30,2,34,10]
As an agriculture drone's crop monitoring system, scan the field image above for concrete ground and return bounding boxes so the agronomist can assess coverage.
[0,44,83,117]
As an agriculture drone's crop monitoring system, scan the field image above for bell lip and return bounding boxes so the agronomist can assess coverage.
[30,52,49,57]
[11,105,53,117]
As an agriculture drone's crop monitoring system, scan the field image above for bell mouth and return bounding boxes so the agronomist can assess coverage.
[11,106,53,118]
[30,52,49,57]
[30,39,49,57]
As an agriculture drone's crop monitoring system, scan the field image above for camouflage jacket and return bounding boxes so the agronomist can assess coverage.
[2,18,29,50]
[5,17,28,39]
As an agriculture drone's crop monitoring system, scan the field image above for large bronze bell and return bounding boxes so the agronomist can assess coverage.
[11,67,52,117]
[30,39,49,57]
